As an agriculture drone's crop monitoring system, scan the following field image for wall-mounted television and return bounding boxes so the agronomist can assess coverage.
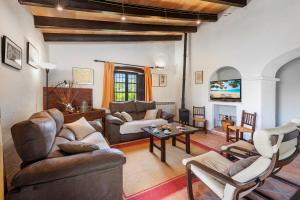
[210,79,241,102]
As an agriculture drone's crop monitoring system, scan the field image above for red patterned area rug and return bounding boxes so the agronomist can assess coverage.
[112,133,299,200]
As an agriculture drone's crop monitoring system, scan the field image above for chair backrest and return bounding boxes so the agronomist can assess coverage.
[224,125,280,199]
[193,106,205,118]
[224,123,299,199]
[241,110,256,130]
[275,118,300,168]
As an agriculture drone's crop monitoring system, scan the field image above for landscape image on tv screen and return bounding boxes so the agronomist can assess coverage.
[210,79,241,100]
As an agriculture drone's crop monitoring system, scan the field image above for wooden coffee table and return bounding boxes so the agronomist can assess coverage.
[142,123,199,162]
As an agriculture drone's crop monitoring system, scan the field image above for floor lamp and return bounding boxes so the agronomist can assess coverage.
[38,62,56,110]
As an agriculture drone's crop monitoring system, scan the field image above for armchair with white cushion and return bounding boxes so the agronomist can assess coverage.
[183,121,300,200]
[221,120,300,187]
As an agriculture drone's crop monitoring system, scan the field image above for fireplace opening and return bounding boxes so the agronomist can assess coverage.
[212,104,237,134]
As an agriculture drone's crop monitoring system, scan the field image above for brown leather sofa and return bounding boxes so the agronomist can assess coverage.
[105,101,174,144]
[7,109,126,200]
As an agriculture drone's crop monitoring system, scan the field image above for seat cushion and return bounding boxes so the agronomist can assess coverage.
[194,117,206,123]
[228,126,254,133]
[120,119,168,134]
[221,140,256,156]
[183,151,233,198]
[65,117,96,140]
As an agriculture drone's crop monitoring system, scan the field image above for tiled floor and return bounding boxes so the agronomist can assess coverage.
[118,131,300,200]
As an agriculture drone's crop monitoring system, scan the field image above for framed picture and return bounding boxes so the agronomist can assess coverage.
[72,67,94,85]
[1,36,22,70]
[152,73,159,87]
[27,42,39,68]
[159,74,167,87]
[195,71,203,84]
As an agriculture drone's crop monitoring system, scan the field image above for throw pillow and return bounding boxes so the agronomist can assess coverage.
[156,109,162,119]
[58,141,99,154]
[65,117,96,140]
[144,109,158,120]
[228,156,259,176]
[121,111,133,122]
[113,112,126,122]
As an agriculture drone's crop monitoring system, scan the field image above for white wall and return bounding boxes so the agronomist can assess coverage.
[182,0,300,130]
[276,57,300,125]
[0,0,48,184]
[48,42,178,108]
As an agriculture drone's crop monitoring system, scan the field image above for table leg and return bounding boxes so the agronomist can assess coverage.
[240,132,244,140]
[161,139,166,162]
[235,129,240,142]
[150,135,154,153]
[172,137,176,146]
[186,133,191,154]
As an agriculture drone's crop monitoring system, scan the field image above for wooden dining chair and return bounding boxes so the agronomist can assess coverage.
[192,106,207,134]
[226,110,256,143]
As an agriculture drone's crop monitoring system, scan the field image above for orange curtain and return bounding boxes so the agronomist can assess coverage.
[144,66,153,102]
[101,62,115,108]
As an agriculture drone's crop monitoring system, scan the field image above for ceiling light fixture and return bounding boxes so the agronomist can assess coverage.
[56,0,63,11]
[121,0,126,22]
[196,14,201,25]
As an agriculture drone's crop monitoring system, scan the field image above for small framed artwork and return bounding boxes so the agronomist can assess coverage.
[1,36,22,70]
[27,42,39,68]
[73,67,94,85]
[195,71,203,84]
[152,73,159,87]
[159,74,167,87]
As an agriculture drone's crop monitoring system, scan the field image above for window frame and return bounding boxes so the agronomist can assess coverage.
[114,71,137,102]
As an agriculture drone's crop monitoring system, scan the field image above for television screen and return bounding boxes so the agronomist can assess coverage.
[210,79,241,101]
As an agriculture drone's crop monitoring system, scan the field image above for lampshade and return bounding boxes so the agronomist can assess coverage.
[38,62,56,70]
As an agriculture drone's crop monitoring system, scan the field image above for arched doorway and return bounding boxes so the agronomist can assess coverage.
[261,47,300,128]
[275,57,300,125]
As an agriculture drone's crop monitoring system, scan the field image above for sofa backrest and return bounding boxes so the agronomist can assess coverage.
[47,108,64,133]
[110,101,136,114]
[135,101,156,120]
[109,101,156,120]
[11,111,57,164]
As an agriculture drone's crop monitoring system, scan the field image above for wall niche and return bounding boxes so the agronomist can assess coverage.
[209,66,242,102]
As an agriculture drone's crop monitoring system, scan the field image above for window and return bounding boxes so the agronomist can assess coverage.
[114,72,137,102]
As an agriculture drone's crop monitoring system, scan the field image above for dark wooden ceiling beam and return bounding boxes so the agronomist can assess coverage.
[201,0,247,7]
[43,33,183,42]
[19,0,218,22]
[34,16,197,32]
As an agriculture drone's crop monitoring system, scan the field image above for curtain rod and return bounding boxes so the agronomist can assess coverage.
[94,59,164,69]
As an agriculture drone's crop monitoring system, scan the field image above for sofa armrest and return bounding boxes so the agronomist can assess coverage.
[88,119,103,132]
[12,149,126,188]
[106,114,124,125]
[161,111,175,121]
